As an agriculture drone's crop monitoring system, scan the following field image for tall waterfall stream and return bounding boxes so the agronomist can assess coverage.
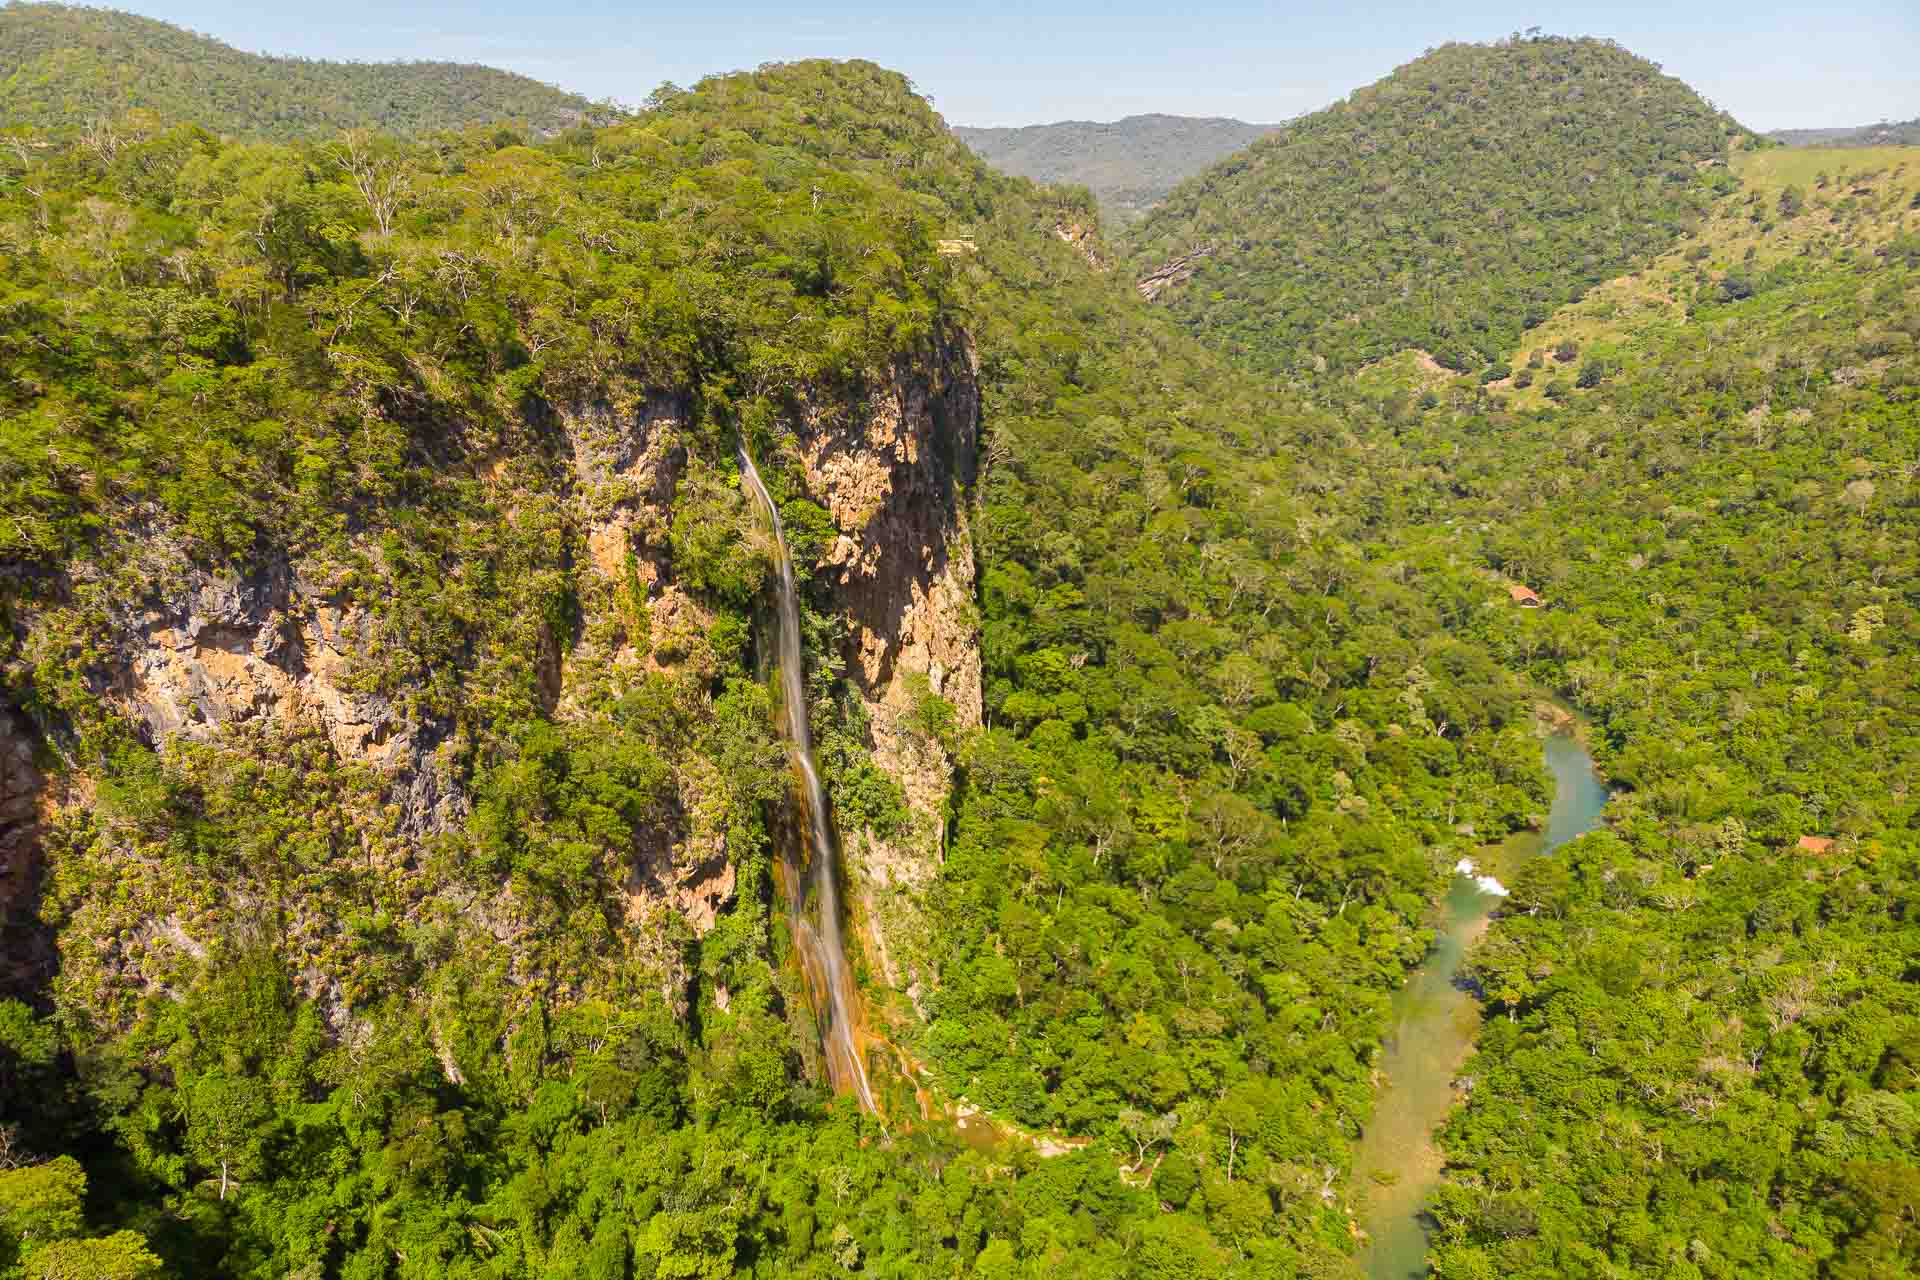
[738,446,879,1115]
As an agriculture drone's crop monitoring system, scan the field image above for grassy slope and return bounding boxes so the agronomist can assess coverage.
[1491,146,1920,409]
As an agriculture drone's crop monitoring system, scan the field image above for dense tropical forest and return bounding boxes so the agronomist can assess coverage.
[1,10,1918,1280]
[1379,149,1920,1280]
[0,32,1553,1280]
[0,3,620,139]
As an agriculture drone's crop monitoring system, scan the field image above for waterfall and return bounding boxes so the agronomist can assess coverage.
[737,444,879,1116]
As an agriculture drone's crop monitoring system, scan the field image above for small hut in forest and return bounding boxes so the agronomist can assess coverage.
[1508,584,1545,608]
[1796,835,1836,855]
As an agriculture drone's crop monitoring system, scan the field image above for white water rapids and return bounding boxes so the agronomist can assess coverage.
[1452,856,1510,898]
[737,445,879,1116]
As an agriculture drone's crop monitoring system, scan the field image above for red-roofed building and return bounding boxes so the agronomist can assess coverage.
[1797,835,1835,855]
[1508,584,1544,607]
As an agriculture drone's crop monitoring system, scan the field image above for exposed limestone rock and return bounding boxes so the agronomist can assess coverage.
[102,554,463,838]
[1053,219,1107,271]
[791,331,983,1005]
[557,393,739,942]
[1137,246,1214,301]
[800,336,981,729]
[561,390,685,592]
[623,755,736,939]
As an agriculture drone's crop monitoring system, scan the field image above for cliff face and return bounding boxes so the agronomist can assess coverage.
[552,389,740,942]
[0,707,47,997]
[4,335,979,1040]
[106,555,466,837]
[795,333,982,1010]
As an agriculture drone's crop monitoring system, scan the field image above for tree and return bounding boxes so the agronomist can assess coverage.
[14,1234,163,1280]
[0,1158,160,1279]
[326,128,413,237]
[1831,1161,1920,1280]
[185,1073,270,1202]
[1117,1109,1176,1172]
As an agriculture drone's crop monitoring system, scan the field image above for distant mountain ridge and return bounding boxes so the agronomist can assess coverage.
[0,2,622,139]
[1768,118,1920,147]
[953,113,1279,222]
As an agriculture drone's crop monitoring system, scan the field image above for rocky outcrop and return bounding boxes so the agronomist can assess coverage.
[555,391,741,946]
[1137,246,1214,301]
[791,329,982,1005]
[104,556,463,838]
[1054,219,1106,271]
[561,390,685,599]
[13,326,982,1036]
[802,335,980,716]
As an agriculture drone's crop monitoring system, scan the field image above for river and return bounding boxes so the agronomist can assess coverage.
[1353,730,1608,1278]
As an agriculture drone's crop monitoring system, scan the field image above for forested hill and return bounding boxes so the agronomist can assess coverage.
[953,114,1278,223]
[0,3,619,139]
[1125,34,1754,377]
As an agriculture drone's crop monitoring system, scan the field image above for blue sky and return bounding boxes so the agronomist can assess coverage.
[106,1,1918,130]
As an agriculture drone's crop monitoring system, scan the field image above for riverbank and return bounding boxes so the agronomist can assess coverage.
[1351,727,1609,1278]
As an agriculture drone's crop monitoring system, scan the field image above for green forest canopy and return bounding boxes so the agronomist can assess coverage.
[1339,145,1920,1279]
[0,2,622,140]
[0,16,1916,1279]
[0,54,1552,1279]
[1126,35,1753,377]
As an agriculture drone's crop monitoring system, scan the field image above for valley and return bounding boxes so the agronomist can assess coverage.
[951,115,1279,223]
[0,10,1916,1280]
[1354,727,1608,1279]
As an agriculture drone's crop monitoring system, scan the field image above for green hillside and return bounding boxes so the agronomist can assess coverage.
[1126,35,1753,376]
[953,114,1278,223]
[0,2,619,139]
[1338,146,1920,1278]
[3,16,1920,1280]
